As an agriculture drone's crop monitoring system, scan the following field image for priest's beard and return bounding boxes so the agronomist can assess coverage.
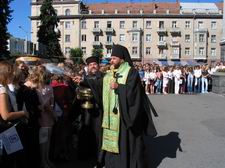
[112,61,123,69]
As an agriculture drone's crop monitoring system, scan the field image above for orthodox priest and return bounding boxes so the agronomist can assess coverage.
[73,45,157,168]
[102,44,157,168]
[78,56,105,168]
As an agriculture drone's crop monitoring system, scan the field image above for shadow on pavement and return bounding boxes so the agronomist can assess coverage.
[145,131,182,168]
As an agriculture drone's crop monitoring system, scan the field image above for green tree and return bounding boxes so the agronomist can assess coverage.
[70,48,83,63]
[0,0,13,60]
[37,0,62,59]
[92,46,103,59]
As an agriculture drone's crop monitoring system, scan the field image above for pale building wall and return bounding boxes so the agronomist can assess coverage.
[31,0,80,58]
[31,1,223,61]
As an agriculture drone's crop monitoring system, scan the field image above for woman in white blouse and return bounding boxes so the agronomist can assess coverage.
[0,61,26,124]
[0,61,27,167]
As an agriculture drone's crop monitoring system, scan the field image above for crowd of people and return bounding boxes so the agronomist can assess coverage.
[135,62,225,95]
[0,44,224,168]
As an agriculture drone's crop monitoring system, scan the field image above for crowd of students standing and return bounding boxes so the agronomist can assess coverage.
[135,62,225,95]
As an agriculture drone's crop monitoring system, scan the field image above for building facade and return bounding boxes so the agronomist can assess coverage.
[8,36,34,55]
[31,0,223,62]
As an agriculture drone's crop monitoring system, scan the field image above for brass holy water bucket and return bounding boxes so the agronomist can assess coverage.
[78,87,94,109]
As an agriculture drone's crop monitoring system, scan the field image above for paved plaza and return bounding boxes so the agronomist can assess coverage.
[57,93,225,168]
[148,93,225,168]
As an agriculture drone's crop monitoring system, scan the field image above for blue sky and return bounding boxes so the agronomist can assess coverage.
[8,0,222,40]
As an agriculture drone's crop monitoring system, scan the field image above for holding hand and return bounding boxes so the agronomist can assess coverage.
[72,76,82,84]
[110,82,118,90]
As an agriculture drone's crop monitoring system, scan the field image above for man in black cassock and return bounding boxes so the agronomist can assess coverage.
[77,56,105,168]
[101,44,157,168]
[75,45,157,168]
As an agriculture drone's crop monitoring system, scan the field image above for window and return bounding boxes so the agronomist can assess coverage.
[146,21,151,28]
[159,49,164,54]
[172,21,177,28]
[198,21,203,29]
[211,21,217,29]
[65,9,71,15]
[211,35,216,43]
[133,21,138,28]
[146,47,151,55]
[185,21,190,28]
[107,21,112,28]
[94,21,99,28]
[107,35,112,42]
[185,34,190,42]
[199,34,204,42]
[172,37,178,42]
[65,35,70,42]
[119,34,125,41]
[65,21,71,29]
[199,47,204,55]
[81,20,86,29]
[159,35,164,42]
[81,34,86,42]
[132,47,138,55]
[132,33,138,41]
[65,47,70,54]
[94,35,99,42]
[211,48,216,57]
[81,47,86,54]
[185,48,190,55]
[120,21,125,29]
[146,34,151,42]
[172,48,179,54]
[159,21,164,28]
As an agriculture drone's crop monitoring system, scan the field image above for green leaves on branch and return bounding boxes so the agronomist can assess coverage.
[37,0,62,58]
[0,0,13,59]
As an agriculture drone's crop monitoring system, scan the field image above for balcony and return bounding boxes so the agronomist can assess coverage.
[105,28,114,34]
[157,41,167,48]
[157,27,167,34]
[127,28,142,33]
[159,54,167,59]
[194,55,207,60]
[194,28,208,33]
[170,27,181,35]
[171,53,180,59]
[92,41,102,46]
[105,41,114,46]
[170,41,180,47]
[92,28,102,34]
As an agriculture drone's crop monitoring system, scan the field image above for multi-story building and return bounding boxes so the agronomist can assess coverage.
[8,36,34,55]
[31,0,223,62]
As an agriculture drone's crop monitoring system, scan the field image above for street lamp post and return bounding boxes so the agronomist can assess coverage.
[18,25,30,55]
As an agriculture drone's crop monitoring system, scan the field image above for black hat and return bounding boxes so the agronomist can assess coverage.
[85,56,99,65]
[111,44,133,67]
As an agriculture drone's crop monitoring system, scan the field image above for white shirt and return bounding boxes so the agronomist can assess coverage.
[173,69,181,80]
[0,84,7,95]
[167,71,173,79]
[194,69,202,78]
[149,72,156,80]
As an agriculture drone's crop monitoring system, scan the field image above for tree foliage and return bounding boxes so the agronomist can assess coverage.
[70,48,83,63]
[37,0,62,59]
[0,0,13,59]
[92,46,103,59]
